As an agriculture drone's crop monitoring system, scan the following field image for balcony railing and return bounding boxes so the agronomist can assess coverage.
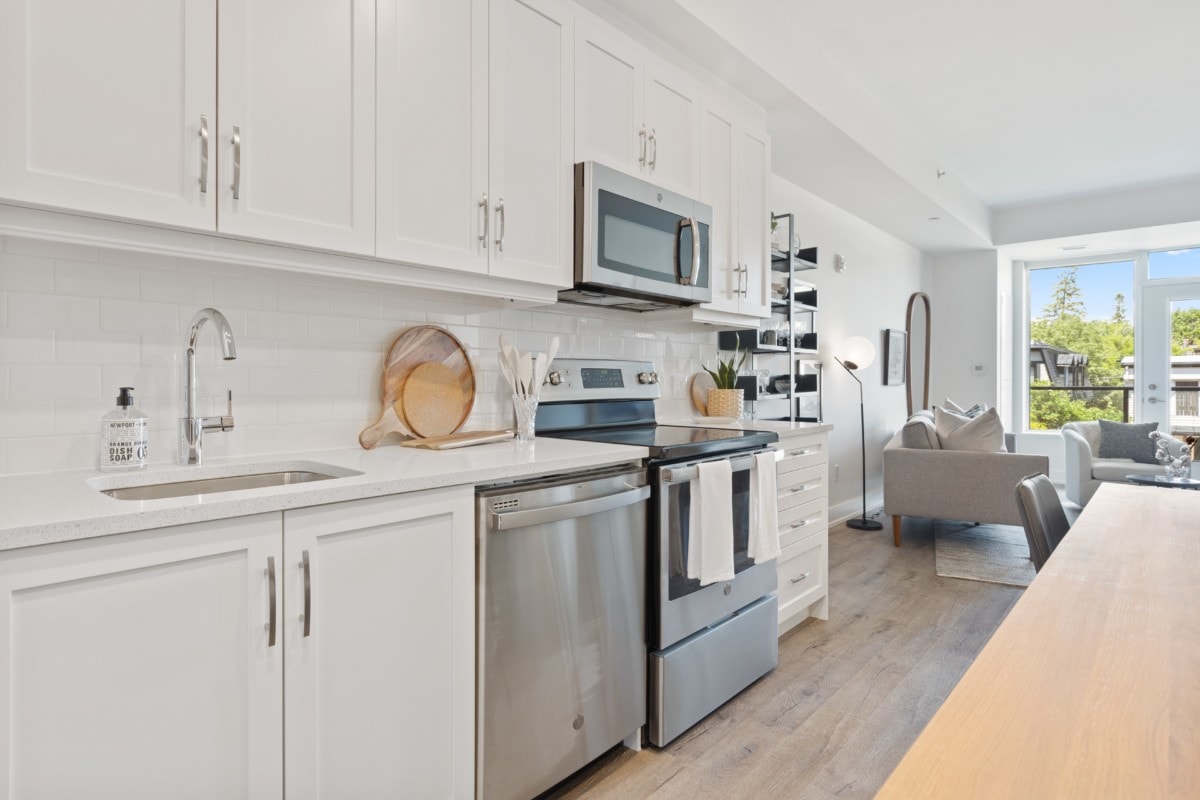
[1029,385,1200,424]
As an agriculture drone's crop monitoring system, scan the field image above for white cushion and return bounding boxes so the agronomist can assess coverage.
[1065,420,1102,454]
[935,406,1005,452]
[1093,459,1162,481]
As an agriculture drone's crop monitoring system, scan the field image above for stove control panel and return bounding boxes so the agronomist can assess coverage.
[538,358,661,402]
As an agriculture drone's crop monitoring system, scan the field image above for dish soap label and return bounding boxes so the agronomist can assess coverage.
[100,387,149,471]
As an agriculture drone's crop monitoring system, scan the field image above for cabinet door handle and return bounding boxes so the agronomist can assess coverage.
[265,556,277,647]
[648,129,657,171]
[478,193,489,246]
[231,124,242,200]
[198,114,210,194]
[638,125,647,166]
[494,198,505,253]
[789,571,811,584]
[301,550,312,638]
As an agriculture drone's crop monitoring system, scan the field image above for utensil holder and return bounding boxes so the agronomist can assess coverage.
[513,394,538,441]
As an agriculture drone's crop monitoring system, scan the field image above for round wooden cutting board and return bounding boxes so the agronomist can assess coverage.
[358,325,475,449]
[689,372,715,415]
[402,361,471,438]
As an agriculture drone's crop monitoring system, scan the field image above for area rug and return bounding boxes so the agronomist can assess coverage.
[933,520,1036,587]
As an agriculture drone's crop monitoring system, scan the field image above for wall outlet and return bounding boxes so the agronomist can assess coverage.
[833,464,840,482]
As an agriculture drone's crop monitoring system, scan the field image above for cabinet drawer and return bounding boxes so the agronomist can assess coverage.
[777,464,826,511]
[779,497,827,549]
[776,436,826,474]
[778,532,827,614]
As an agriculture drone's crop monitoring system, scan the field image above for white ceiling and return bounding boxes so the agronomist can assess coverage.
[784,0,1200,208]
[594,0,1200,255]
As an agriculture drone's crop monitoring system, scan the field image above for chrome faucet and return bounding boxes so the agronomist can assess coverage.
[179,307,237,465]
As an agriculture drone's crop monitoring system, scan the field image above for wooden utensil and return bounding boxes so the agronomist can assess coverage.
[358,325,475,449]
[690,372,715,415]
[402,362,469,438]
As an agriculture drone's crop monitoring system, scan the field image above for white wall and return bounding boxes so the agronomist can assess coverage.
[769,174,928,523]
[0,235,714,476]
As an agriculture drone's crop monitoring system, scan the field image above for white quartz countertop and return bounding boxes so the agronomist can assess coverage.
[0,438,648,551]
[662,417,834,436]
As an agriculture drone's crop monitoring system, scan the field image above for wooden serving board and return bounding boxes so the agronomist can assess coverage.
[358,325,475,449]
[690,372,715,415]
[399,430,514,450]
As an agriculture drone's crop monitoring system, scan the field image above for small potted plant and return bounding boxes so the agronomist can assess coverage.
[704,346,747,418]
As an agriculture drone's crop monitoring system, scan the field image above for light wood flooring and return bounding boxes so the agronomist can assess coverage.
[545,516,1024,800]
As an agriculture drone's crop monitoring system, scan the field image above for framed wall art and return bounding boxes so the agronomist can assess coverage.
[885,329,907,385]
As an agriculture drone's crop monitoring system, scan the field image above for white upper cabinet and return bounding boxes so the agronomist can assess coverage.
[377,0,489,273]
[574,13,699,196]
[0,0,217,230]
[377,0,572,288]
[218,0,376,254]
[694,107,772,323]
[488,0,573,286]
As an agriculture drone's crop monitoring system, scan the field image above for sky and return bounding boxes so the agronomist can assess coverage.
[1029,247,1200,320]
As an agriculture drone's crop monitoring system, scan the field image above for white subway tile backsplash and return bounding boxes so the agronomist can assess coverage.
[100,298,179,334]
[0,329,54,365]
[0,235,716,475]
[8,292,100,330]
[0,253,54,293]
[54,258,141,299]
[10,364,102,400]
[56,331,140,365]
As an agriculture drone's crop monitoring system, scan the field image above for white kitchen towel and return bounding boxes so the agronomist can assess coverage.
[747,450,780,562]
[686,459,735,585]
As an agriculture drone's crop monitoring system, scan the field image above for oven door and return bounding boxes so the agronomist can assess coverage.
[576,161,712,304]
[653,450,778,650]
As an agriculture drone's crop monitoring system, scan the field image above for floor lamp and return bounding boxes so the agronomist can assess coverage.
[836,336,883,531]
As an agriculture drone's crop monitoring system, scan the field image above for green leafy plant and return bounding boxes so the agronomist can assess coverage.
[704,346,747,390]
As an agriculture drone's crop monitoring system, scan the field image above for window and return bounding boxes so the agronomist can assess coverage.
[1027,260,1134,429]
[1149,246,1200,280]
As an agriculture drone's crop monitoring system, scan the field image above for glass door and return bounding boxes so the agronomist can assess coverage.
[1139,280,1200,473]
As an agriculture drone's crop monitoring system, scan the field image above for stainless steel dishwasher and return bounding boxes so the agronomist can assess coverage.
[476,464,649,800]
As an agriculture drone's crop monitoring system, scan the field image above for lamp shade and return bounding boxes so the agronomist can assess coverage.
[839,336,876,371]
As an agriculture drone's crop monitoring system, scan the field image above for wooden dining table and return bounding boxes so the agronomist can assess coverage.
[876,481,1200,799]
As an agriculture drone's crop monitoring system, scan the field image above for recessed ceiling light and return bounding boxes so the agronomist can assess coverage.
[1060,244,1088,251]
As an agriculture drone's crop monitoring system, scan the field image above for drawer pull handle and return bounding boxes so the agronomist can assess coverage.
[789,519,809,530]
[789,571,811,584]
[787,448,818,457]
[788,484,812,493]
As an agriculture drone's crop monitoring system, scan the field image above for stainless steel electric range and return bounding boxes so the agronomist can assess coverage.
[538,358,781,746]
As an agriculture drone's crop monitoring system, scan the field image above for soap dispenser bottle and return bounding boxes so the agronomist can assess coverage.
[99,387,149,471]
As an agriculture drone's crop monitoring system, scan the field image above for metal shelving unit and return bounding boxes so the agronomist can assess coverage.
[716,213,823,423]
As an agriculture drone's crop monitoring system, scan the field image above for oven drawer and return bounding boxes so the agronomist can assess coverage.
[779,497,827,549]
[778,531,827,616]
[777,464,826,511]
[776,436,826,474]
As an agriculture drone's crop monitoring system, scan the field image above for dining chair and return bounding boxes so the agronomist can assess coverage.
[1015,473,1071,571]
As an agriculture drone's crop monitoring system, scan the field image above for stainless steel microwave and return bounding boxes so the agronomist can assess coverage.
[558,162,712,312]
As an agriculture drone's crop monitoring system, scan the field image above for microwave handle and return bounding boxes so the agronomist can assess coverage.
[676,217,699,286]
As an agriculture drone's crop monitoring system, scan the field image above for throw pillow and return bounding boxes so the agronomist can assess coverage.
[943,398,988,418]
[1097,420,1159,464]
[901,416,940,450]
[934,406,1005,452]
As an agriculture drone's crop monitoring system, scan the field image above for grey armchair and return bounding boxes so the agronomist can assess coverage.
[1061,421,1186,507]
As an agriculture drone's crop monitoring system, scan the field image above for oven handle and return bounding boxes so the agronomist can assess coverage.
[491,484,650,530]
[661,453,764,485]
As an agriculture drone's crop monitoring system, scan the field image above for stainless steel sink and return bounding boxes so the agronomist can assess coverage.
[100,470,342,501]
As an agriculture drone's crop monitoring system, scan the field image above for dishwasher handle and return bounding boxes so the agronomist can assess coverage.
[491,484,650,531]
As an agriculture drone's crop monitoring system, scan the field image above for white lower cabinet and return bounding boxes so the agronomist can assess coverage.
[775,431,830,633]
[0,487,474,799]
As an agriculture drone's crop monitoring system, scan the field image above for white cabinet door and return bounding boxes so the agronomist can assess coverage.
[488,0,573,287]
[698,100,740,315]
[574,16,644,175]
[736,125,772,319]
[218,0,375,254]
[644,60,701,196]
[283,488,475,800]
[0,0,216,230]
[377,0,489,273]
[0,514,283,799]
